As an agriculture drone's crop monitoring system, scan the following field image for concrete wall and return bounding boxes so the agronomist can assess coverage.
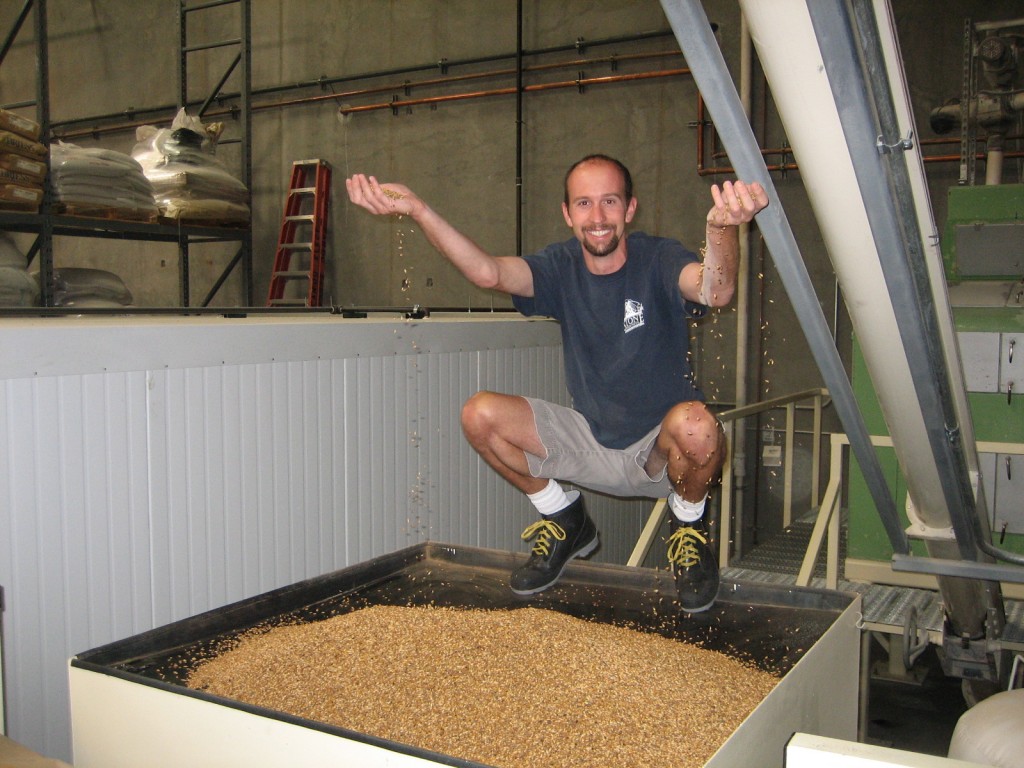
[1,0,1021,554]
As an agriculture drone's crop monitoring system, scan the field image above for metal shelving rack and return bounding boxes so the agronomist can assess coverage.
[176,0,253,306]
[0,0,254,308]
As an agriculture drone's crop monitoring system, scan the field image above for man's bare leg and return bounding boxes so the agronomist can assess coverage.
[460,391,548,494]
[461,390,598,595]
[646,400,726,612]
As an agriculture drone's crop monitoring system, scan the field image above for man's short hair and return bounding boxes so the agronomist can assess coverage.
[563,154,634,206]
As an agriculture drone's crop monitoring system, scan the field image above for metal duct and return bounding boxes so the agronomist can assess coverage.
[805,0,982,559]
[657,0,908,554]
[688,0,1009,641]
[800,0,1005,639]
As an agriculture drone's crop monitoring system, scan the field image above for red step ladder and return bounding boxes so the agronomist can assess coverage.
[266,159,331,307]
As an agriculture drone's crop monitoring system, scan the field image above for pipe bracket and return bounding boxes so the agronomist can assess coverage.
[876,129,915,155]
[945,422,962,447]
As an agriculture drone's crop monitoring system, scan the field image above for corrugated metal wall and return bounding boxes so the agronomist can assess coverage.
[0,315,649,761]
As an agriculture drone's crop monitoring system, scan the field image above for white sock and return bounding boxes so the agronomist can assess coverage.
[528,479,572,516]
[668,492,707,523]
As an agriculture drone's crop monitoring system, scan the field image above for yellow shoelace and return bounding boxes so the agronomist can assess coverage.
[666,526,707,569]
[520,519,567,556]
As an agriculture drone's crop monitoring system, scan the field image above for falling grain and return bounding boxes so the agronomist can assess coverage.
[188,605,778,768]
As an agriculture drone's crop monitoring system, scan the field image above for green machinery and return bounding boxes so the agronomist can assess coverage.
[847,182,1024,574]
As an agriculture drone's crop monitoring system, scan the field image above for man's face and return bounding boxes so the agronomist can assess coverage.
[562,160,637,259]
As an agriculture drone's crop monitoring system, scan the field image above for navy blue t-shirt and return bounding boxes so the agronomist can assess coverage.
[512,231,706,449]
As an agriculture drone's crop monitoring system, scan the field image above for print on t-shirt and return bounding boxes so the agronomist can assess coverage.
[624,298,645,333]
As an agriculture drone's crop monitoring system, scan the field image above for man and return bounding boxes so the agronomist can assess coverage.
[346,154,767,612]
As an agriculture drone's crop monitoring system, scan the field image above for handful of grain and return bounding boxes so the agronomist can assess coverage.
[188,605,777,768]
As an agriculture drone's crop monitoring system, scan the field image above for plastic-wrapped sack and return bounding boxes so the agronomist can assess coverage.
[0,233,36,305]
[948,688,1024,767]
[0,231,27,268]
[0,267,39,306]
[50,142,158,222]
[133,108,249,225]
[32,267,134,307]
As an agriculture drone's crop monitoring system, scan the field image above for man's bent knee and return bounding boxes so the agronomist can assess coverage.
[461,391,529,439]
[661,401,725,467]
[461,390,497,438]
[663,400,718,434]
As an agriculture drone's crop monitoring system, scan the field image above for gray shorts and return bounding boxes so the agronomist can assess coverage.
[522,397,674,498]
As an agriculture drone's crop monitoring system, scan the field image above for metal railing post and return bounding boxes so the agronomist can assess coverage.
[784,402,796,526]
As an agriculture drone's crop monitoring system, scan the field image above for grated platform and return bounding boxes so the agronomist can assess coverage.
[725,517,1024,649]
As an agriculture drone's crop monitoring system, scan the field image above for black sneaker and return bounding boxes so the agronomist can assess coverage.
[510,494,599,596]
[666,513,719,613]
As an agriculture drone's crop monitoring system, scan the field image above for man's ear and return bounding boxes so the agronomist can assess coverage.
[625,197,638,223]
[562,202,573,227]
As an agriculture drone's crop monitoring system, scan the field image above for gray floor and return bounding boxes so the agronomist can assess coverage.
[864,643,967,756]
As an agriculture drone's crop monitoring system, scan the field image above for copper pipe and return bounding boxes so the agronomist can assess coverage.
[919,134,1024,146]
[711,146,794,160]
[923,150,1024,163]
[338,68,691,115]
[277,52,684,109]
[55,49,685,140]
[698,163,799,177]
[341,86,518,114]
[265,53,687,110]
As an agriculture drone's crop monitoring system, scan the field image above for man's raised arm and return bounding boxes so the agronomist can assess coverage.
[679,179,768,308]
[346,174,534,297]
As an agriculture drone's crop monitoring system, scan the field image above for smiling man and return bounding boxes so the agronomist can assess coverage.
[346,154,767,612]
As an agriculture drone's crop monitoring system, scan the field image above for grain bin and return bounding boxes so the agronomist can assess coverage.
[69,543,860,767]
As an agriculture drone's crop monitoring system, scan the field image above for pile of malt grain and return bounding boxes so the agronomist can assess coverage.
[188,605,778,767]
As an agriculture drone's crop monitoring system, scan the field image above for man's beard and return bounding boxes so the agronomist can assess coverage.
[582,230,620,257]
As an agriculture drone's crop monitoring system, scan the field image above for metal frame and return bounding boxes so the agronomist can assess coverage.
[0,0,252,308]
[627,387,829,570]
[804,433,1024,588]
[177,0,253,306]
[630,420,1024,590]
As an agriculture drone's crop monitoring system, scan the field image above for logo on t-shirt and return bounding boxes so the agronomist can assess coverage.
[624,299,645,333]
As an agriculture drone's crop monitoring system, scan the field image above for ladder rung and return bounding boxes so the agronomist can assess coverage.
[281,242,313,250]
[273,270,310,279]
[184,1,242,16]
[285,215,315,223]
[289,187,316,196]
[268,298,309,306]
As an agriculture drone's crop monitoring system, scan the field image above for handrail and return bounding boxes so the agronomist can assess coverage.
[819,434,1024,588]
[719,388,830,565]
[718,386,830,422]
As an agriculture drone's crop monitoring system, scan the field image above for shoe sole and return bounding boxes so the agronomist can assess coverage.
[509,533,600,596]
[679,596,716,614]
